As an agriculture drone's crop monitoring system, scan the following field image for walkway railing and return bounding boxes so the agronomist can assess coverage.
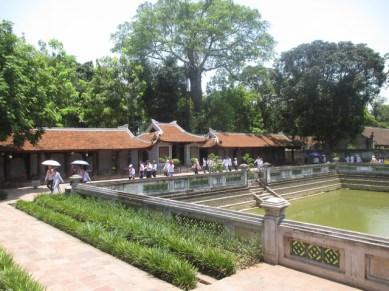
[92,170,248,195]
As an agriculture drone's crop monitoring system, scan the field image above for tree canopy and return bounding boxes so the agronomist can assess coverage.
[0,20,56,146]
[112,0,274,111]
[274,40,386,149]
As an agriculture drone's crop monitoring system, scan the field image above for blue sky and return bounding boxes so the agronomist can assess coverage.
[1,0,388,96]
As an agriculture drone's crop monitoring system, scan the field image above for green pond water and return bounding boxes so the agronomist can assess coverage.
[247,189,389,237]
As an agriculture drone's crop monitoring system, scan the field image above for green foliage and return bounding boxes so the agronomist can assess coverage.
[274,40,387,149]
[0,247,44,291]
[24,194,261,278]
[172,158,180,167]
[0,20,56,146]
[207,153,223,172]
[141,58,189,125]
[242,153,254,167]
[113,0,274,111]
[159,155,170,163]
[203,86,264,133]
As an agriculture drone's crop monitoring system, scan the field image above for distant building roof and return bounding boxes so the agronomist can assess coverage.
[202,129,293,148]
[142,119,206,143]
[362,126,389,146]
[0,128,150,152]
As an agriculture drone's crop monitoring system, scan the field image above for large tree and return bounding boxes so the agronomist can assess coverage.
[112,0,274,111]
[274,40,386,149]
[0,20,56,146]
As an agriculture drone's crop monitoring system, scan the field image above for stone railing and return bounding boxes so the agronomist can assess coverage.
[261,198,389,291]
[337,163,389,175]
[74,183,263,238]
[264,163,337,184]
[91,170,248,195]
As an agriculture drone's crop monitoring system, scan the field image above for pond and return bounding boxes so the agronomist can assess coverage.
[247,189,389,237]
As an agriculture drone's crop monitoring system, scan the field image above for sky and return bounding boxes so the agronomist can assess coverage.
[1,0,388,96]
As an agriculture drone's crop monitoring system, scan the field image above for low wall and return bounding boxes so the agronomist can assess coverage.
[91,170,247,196]
[277,220,389,291]
[74,183,263,239]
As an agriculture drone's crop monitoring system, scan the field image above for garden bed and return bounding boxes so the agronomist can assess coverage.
[0,246,44,291]
[16,194,262,290]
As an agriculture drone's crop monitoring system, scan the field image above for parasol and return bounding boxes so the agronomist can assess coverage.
[41,160,61,167]
[71,160,89,166]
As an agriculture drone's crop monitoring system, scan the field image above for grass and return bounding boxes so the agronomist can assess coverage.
[0,246,44,291]
[16,193,262,289]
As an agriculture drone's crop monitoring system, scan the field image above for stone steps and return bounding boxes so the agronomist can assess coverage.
[178,188,250,202]
[193,192,255,207]
[219,200,257,211]
[282,183,342,200]
[271,177,340,195]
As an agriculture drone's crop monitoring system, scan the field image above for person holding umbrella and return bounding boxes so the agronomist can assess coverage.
[42,160,61,193]
[71,160,91,183]
[53,168,64,193]
[44,166,55,192]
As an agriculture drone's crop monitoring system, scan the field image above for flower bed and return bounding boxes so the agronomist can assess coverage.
[0,246,44,291]
[16,194,262,289]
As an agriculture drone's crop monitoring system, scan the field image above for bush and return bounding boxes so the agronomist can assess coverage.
[0,190,7,201]
[242,153,254,167]
[0,247,44,291]
[172,158,180,167]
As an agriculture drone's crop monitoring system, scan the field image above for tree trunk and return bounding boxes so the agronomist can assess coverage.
[188,68,202,112]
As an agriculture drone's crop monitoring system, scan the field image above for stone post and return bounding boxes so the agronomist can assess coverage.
[261,197,290,265]
[69,174,82,194]
[239,164,248,186]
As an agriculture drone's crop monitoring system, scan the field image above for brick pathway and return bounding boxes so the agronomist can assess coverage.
[194,263,359,291]
[1,185,360,291]
[0,201,178,291]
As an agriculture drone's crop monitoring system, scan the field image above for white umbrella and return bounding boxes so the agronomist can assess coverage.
[41,160,61,167]
[71,160,89,166]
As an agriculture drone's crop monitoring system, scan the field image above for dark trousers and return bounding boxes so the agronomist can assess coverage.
[47,180,54,192]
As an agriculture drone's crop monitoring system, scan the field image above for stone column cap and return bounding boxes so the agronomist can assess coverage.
[261,197,290,209]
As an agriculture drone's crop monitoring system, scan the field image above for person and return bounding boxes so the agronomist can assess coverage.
[202,158,208,173]
[52,168,64,193]
[233,157,238,170]
[128,164,135,180]
[79,167,91,183]
[139,162,145,179]
[44,166,55,193]
[254,156,264,171]
[227,156,232,172]
[145,160,153,178]
[167,160,174,177]
[152,160,158,177]
[163,160,170,176]
[192,158,200,175]
[222,157,229,172]
[371,154,378,164]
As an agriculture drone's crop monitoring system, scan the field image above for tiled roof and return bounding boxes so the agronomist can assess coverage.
[0,128,151,152]
[203,131,293,148]
[363,127,389,146]
[146,120,206,143]
[137,132,157,143]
